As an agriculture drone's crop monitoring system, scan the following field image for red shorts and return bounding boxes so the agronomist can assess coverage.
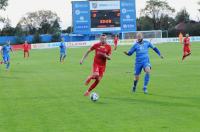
[93,64,106,77]
[24,50,29,52]
[183,46,190,53]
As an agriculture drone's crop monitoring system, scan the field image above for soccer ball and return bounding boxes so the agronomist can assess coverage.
[90,92,99,102]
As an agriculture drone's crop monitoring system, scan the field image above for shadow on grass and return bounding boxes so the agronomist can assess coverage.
[151,93,200,101]
[103,95,200,108]
[0,76,22,80]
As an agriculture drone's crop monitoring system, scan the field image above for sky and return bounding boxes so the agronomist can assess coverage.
[0,0,199,29]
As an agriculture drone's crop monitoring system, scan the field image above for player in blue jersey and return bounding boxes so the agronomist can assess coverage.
[124,33,164,94]
[59,38,67,63]
[0,41,13,70]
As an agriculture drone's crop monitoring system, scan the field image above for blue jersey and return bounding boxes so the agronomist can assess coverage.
[2,45,11,56]
[59,42,66,53]
[127,40,155,64]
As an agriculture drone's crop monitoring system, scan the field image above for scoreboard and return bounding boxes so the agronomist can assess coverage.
[91,10,120,29]
[72,0,136,34]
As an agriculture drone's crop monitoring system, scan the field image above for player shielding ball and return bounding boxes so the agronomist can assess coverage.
[23,41,30,58]
[59,38,67,63]
[182,34,191,61]
[80,34,112,96]
[0,41,13,70]
[124,33,163,94]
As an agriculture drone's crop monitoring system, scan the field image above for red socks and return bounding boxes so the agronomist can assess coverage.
[88,79,100,92]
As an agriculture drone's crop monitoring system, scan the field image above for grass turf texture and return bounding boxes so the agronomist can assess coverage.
[0,43,200,132]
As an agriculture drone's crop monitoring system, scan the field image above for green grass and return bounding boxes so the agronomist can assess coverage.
[0,43,200,132]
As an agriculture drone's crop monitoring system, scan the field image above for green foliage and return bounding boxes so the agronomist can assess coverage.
[0,0,8,10]
[141,0,175,29]
[137,16,154,30]
[175,8,190,24]
[15,24,27,44]
[17,10,61,35]
[0,26,15,36]
[185,23,200,36]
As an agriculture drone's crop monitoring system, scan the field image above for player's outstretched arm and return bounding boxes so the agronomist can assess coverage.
[153,47,164,59]
[80,49,92,65]
[124,51,129,56]
[124,44,136,56]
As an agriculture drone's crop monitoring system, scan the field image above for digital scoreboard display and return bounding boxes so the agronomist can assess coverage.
[72,0,136,34]
[91,10,120,28]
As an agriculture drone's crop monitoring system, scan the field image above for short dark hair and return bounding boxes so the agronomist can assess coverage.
[101,34,106,36]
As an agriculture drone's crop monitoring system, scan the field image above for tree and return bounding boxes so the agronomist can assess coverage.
[0,0,8,26]
[159,14,176,30]
[15,23,27,44]
[175,8,190,24]
[141,0,175,29]
[18,10,60,34]
[0,0,8,10]
[137,16,154,30]
[0,18,15,36]
[51,20,61,42]
[51,19,61,33]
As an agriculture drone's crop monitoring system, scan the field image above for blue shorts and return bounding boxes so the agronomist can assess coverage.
[134,62,151,76]
[60,52,66,56]
[3,55,10,63]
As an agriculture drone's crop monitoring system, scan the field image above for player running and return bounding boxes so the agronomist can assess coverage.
[182,34,191,61]
[114,35,119,50]
[59,38,67,63]
[23,41,30,58]
[80,34,112,96]
[0,41,13,70]
[124,33,164,94]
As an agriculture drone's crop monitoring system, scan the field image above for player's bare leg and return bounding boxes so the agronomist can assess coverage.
[27,51,30,58]
[143,67,151,94]
[114,45,117,50]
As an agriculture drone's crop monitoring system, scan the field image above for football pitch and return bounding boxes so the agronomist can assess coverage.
[0,43,200,132]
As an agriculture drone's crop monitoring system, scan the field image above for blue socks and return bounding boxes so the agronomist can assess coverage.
[144,73,150,89]
[6,62,10,70]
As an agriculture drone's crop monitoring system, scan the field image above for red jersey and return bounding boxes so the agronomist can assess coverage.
[90,42,112,66]
[183,37,190,46]
[23,43,29,51]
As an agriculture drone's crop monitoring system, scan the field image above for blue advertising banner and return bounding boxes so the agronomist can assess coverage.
[120,0,137,32]
[72,1,91,34]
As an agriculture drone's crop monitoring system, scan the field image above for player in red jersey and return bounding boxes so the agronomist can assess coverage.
[182,34,191,61]
[80,34,112,96]
[114,35,119,50]
[23,41,30,58]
